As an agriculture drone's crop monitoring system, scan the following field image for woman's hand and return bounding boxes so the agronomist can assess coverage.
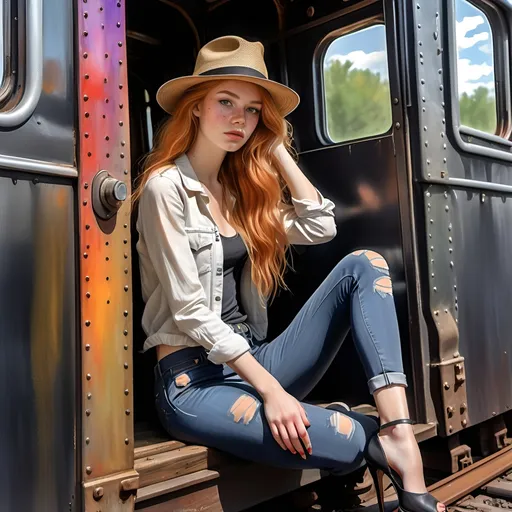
[273,142,288,159]
[262,387,312,459]
[226,351,313,459]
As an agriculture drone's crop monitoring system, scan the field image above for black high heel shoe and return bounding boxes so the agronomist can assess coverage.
[365,419,442,512]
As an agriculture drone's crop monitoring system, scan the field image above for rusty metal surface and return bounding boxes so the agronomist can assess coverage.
[424,184,469,434]
[429,445,512,505]
[77,0,134,500]
[0,176,77,511]
[83,470,139,512]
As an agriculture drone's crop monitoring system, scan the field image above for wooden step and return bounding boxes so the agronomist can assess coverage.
[135,439,185,459]
[135,445,210,488]
[136,469,220,502]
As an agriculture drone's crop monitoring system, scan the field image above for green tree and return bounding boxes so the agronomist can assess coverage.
[459,86,496,134]
[324,59,392,142]
[324,60,497,141]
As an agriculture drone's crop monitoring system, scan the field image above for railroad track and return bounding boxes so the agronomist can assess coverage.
[248,445,512,511]
[431,445,512,511]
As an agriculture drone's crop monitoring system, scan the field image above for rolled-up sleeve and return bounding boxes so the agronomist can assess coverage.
[279,189,337,245]
[139,176,251,364]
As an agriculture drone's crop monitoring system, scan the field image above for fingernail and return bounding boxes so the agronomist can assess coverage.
[308,447,312,455]
[299,451,305,459]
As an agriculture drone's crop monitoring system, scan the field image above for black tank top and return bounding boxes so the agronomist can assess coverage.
[220,233,248,324]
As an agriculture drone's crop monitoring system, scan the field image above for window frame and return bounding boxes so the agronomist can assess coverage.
[447,0,512,159]
[314,15,393,146]
[0,0,15,107]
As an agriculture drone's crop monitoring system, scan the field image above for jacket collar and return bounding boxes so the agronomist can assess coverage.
[174,154,205,194]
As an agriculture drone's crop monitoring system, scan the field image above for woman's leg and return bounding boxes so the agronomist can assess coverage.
[251,250,406,399]
[248,250,443,509]
[154,356,375,475]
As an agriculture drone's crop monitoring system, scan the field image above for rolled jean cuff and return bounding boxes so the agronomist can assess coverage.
[368,372,408,394]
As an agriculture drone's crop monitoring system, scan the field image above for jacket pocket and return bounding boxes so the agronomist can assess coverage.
[185,228,214,276]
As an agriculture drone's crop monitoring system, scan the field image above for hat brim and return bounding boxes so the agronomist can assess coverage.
[156,74,300,117]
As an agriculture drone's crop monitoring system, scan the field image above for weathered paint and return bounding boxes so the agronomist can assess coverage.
[77,0,134,492]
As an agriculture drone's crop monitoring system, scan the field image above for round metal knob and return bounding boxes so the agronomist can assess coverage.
[92,170,127,220]
[101,177,127,208]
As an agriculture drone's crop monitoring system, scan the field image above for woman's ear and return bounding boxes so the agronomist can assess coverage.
[192,102,201,118]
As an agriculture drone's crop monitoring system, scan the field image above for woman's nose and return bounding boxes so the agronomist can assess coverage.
[231,108,245,125]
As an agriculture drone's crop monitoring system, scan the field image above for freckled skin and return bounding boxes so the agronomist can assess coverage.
[193,80,263,153]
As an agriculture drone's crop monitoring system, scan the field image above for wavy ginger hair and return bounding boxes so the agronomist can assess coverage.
[132,80,295,301]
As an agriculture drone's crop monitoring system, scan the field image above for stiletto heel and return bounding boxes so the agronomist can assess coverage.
[369,467,385,512]
[365,419,442,512]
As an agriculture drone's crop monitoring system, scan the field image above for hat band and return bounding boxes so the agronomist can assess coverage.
[198,66,267,80]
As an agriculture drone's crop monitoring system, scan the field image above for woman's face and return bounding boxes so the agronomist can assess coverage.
[193,80,263,152]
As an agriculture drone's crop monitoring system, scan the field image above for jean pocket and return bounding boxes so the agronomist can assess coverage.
[160,363,222,410]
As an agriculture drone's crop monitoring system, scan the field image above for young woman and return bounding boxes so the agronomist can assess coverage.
[134,36,445,512]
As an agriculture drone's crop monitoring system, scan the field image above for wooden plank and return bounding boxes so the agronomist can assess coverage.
[135,440,185,460]
[135,445,214,488]
[136,485,222,511]
[136,469,220,502]
[135,482,222,512]
[135,464,323,512]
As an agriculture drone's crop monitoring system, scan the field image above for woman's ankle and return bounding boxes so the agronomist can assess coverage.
[379,422,415,442]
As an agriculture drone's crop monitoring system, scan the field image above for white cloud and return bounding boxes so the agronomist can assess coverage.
[326,50,389,78]
[478,43,492,55]
[457,57,494,95]
[456,15,489,50]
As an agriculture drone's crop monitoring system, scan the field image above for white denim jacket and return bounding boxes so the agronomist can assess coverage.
[136,154,336,364]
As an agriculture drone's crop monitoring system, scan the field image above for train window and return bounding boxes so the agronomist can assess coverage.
[0,1,4,81]
[455,0,497,135]
[321,23,392,144]
[144,89,154,150]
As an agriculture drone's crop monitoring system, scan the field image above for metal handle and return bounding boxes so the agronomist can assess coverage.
[0,0,43,127]
[92,171,127,220]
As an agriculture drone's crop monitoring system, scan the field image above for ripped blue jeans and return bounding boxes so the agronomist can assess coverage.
[154,251,407,475]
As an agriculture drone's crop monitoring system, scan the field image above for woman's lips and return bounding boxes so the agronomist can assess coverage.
[225,131,244,140]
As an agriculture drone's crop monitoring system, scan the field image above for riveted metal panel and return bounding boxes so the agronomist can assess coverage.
[413,0,512,434]
[77,0,134,502]
[412,0,452,183]
[411,0,467,436]
[423,184,468,435]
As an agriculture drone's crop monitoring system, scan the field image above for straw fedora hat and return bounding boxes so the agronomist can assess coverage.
[156,36,300,117]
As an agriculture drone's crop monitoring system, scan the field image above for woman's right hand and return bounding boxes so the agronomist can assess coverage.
[262,387,312,459]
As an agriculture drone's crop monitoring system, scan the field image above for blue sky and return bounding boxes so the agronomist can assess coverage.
[324,1,495,98]
[454,0,495,96]
[324,24,390,82]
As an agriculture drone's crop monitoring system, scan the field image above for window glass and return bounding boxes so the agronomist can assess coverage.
[322,24,392,143]
[455,0,497,134]
[0,1,4,81]
[144,89,154,150]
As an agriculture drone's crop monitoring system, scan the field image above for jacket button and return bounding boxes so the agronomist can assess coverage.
[215,296,221,301]
[216,268,222,276]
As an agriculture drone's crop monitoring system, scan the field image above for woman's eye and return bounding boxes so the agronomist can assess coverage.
[247,107,260,115]
[219,99,232,107]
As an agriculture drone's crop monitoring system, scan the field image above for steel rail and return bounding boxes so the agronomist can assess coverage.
[429,445,512,505]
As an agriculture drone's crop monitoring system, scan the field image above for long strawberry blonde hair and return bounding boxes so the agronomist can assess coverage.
[132,80,295,301]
